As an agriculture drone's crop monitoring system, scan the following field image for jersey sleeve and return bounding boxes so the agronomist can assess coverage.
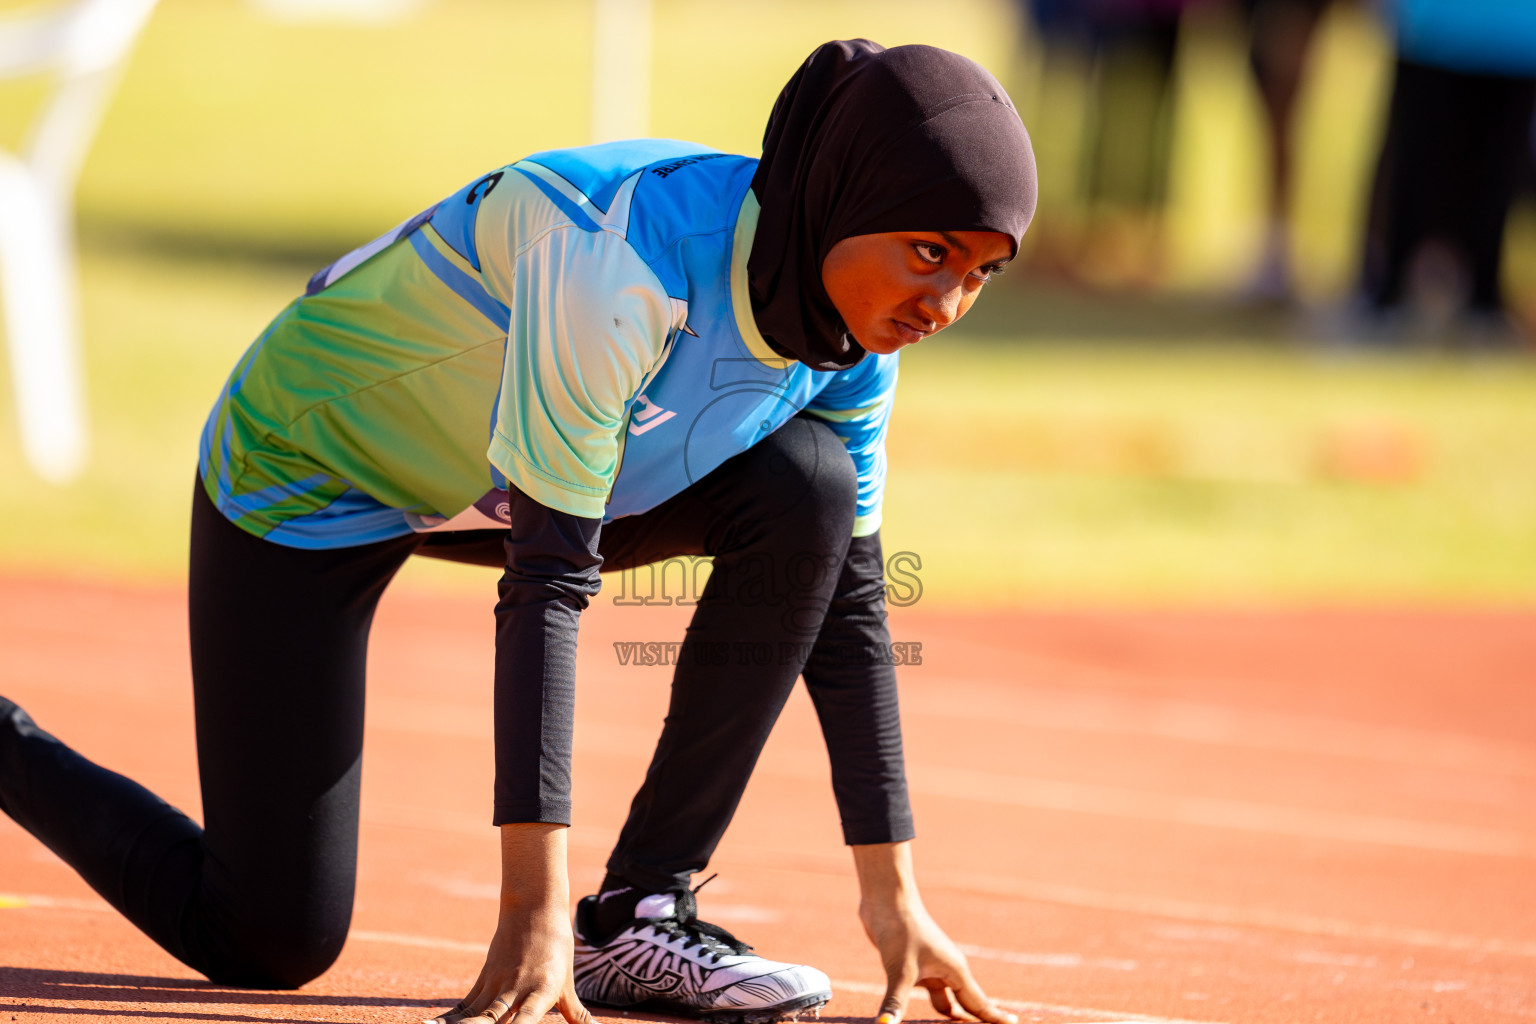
[483,225,675,518]
[803,353,899,537]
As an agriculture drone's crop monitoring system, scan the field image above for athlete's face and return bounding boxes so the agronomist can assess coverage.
[820,230,1014,355]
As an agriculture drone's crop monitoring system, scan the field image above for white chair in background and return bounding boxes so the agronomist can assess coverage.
[248,0,424,24]
[0,0,157,484]
[590,0,651,144]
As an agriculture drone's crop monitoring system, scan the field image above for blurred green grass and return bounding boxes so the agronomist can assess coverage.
[0,0,1534,604]
[885,333,1536,605]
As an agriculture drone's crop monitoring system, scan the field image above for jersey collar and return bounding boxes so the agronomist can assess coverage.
[730,188,795,370]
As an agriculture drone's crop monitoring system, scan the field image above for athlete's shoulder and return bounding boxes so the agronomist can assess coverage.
[519,138,731,208]
[423,141,733,269]
[520,140,758,303]
[517,141,757,253]
[623,146,758,265]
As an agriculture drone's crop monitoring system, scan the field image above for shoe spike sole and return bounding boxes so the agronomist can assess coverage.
[585,991,831,1024]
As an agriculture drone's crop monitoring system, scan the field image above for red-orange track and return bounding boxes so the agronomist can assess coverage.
[2,574,1533,1023]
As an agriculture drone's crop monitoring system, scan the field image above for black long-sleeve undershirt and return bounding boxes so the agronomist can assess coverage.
[492,487,603,825]
[802,532,914,845]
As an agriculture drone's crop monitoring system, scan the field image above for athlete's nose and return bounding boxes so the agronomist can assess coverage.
[914,281,962,331]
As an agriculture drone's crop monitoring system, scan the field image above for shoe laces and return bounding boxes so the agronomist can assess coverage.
[646,874,753,962]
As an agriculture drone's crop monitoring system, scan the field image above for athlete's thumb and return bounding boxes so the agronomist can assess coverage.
[877,960,918,1024]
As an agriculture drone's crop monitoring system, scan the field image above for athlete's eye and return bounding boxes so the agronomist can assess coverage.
[970,262,1007,283]
[914,243,945,265]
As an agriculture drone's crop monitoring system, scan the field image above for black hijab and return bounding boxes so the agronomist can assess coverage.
[748,40,1038,371]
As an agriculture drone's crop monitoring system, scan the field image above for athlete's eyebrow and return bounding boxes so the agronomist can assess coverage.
[936,230,1012,267]
[935,231,973,258]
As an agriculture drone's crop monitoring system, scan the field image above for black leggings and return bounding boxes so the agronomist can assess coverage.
[0,417,910,988]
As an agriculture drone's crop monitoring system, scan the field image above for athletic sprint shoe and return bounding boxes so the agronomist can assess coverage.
[573,886,832,1023]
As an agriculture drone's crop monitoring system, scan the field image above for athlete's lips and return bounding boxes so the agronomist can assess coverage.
[890,319,931,346]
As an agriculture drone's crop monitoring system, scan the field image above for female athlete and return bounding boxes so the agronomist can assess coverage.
[0,38,1036,1024]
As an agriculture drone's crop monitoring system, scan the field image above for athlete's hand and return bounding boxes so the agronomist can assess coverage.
[428,824,595,1024]
[429,906,589,1024]
[861,896,1014,1024]
[851,842,1016,1024]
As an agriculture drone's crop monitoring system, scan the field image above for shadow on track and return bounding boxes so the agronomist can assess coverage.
[0,965,451,1019]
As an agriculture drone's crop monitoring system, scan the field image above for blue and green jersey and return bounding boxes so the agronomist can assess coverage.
[199,140,897,548]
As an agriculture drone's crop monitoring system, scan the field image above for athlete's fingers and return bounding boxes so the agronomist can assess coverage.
[425,1000,468,1024]
[922,979,958,1020]
[453,995,512,1024]
[430,967,491,1023]
[556,982,596,1024]
[877,958,919,1024]
[428,998,479,1024]
[950,972,1016,1024]
[507,988,560,1024]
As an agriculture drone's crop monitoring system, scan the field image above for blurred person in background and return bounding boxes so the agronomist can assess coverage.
[1019,0,1334,304]
[1017,0,1196,289]
[1241,0,1335,304]
[1359,0,1536,345]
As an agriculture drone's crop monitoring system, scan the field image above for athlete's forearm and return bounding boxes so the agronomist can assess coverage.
[492,486,603,826]
[802,531,915,845]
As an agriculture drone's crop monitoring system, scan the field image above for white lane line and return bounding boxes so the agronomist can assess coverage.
[938,871,1536,959]
[1293,950,1377,967]
[830,978,1225,1024]
[910,763,1530,858]
[351,929,486,953]
[0,891,109,911]
[958,942,1137,971]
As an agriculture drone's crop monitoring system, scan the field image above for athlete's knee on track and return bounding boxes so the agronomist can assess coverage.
[203,924,347,990]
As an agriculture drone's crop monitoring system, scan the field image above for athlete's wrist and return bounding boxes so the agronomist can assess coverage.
[497,822,572,916]
[851,839,922,916]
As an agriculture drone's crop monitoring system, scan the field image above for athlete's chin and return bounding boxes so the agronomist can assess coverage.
[858,337,903,355]
[856,326,924,355]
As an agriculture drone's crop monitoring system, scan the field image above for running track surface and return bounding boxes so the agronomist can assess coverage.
[1,575,1533,1024]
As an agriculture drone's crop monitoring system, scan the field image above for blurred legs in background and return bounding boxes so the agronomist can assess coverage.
[1080,14,1181,290]
[1361,58,1536,342]
[1243,0,1331,304]
[1015,0,1190,290]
